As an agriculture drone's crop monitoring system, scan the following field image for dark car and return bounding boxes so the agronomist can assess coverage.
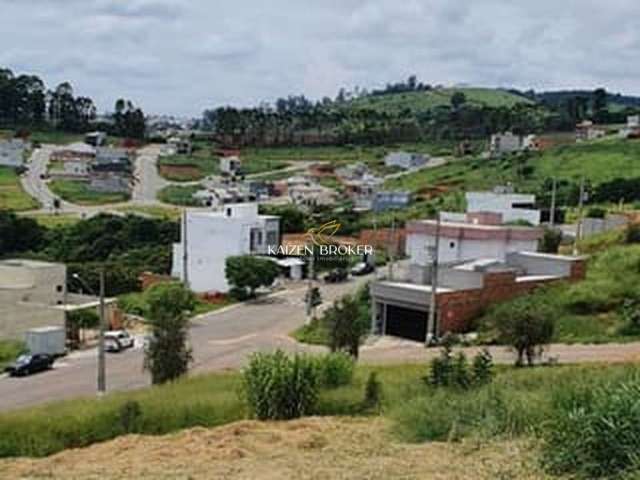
[323,268,348,283]
[5,354,54,377]
[350,262,375,276]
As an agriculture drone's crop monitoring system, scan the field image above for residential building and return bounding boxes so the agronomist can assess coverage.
[466,190,540,225]
[51,142,96,162]
[219,156,242,176]
[373,191,412,212]
[384,152,429,170]
[84,131,107,147]
[171,204,280,293]
[619,115,640,139]
[344,174,383,210]
[89,148,133,193]
[335,162,369,181]
[192,184,255,207]
[370,251,585,341]
[368,208,585,341]
[489,132,522,155]
[288,179,336,207]
[576,121,606,142]
[0,139,26,167]
[167,136,192,155]
[405,213,542,268]
[0,260,67,339]
[522,134,540,150]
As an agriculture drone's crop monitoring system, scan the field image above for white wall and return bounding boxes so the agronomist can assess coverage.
[172,207,279,293]
[406,232,537,265]
[466,192,540,225]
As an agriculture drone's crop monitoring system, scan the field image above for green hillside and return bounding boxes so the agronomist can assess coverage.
[386,137,640,194]
[347,87,533,115]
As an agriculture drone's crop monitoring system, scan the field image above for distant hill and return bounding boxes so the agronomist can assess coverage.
[345,87,534,115]
[533,90,640,111]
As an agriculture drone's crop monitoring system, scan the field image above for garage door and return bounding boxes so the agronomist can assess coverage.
[384,304,427,342]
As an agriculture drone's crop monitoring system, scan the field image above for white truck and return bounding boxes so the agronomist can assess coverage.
[25,326,66,356]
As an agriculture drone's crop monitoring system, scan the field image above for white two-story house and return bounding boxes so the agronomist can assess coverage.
[172,203,280,293]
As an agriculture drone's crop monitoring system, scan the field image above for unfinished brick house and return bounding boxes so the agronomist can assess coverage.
[370,210,586,342]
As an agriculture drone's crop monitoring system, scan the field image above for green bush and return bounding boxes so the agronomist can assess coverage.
[314,352,354,388]
[625,223,640,244]
[119,400,142,434]
[362,372,382,412]
[243,350,318,420]
[543,377,640,478]
[0,340,26,369]
[393,386,531,442]
[427,341,494,389]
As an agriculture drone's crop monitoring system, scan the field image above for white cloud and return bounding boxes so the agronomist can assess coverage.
[0,0,638,115]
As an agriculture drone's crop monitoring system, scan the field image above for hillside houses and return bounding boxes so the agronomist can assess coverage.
[90,148,133,193]
[384,151,429,170]
[576,121,606,141]
[619,115,640,139]
[50,144,134,193]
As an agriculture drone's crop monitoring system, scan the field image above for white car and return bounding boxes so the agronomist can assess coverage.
[104,330,135,349]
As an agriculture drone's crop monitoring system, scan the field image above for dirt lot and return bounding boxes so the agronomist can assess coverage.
[0,417,549,479]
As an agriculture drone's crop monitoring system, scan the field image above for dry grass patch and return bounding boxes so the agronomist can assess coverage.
[0,416,548,480]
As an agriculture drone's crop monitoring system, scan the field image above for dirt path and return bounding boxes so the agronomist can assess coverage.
[360,337,640,366]
[0,417,548,480]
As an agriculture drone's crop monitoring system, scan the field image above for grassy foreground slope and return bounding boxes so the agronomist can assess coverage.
[1,362,639,459]
[347,87,533,115]
[0,417,544,480]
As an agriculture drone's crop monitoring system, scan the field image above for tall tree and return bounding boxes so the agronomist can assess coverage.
[143,282,195,384]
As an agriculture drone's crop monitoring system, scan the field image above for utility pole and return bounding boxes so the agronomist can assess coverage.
[426,212,441,347]
[97,267,106,395]
[182,210,189,289]
[387,217,396,281]
[550,177,557,227]
[305,248,315,325]
[573,178,585,255]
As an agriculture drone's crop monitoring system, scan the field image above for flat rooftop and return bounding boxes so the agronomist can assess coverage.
[0,259,63,269]
[375,281,453,294]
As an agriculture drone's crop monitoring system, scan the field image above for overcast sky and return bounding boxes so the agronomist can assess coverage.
[2,0,639,116]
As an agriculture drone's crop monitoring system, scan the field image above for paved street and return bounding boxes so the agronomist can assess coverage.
[0,277,369,411]
[131,144,169,204]
[20,145,74,212]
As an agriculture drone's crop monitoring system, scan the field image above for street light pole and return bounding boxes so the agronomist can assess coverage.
[72,271,106,396]
[426,211,441,346]
[97,267,106,395]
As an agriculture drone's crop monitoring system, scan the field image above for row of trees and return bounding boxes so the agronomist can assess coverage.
[0,67,146,138]
[0,212,178,296]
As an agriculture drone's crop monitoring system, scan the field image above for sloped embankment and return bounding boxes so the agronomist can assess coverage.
[0,416,547,479]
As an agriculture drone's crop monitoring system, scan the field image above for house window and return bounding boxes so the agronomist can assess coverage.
[449,241,456,249]
[266,231,277,245]
[56,285,63,293]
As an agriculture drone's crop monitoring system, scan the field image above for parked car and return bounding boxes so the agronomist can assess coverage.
[5,354,54,377]
[323,268,348,283]
[104,337,123,353]
[105,330,135,349]
[350,262,374,276]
